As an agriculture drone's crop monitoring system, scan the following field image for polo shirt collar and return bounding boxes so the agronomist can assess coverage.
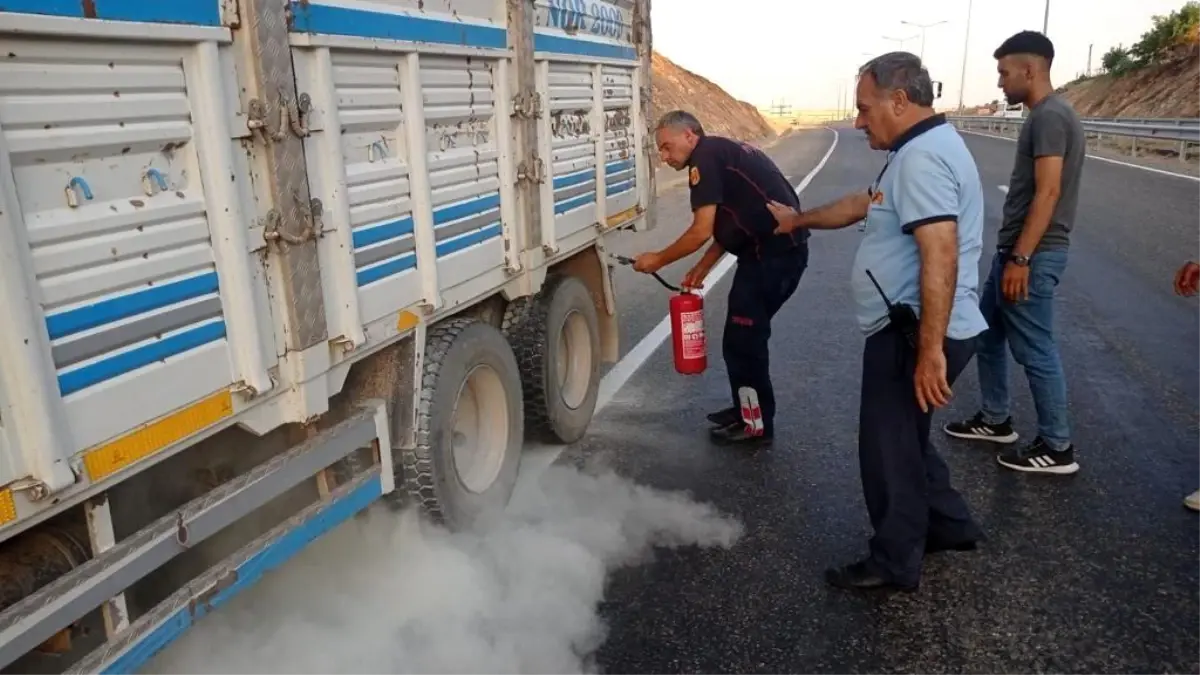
[686,136,708,167]
[890,113,947,152]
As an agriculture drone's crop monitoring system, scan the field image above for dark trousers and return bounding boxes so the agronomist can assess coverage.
[859,325,981,586]
[722,246,808,436]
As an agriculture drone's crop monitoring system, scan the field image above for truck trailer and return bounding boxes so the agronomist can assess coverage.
[0,0,655,670]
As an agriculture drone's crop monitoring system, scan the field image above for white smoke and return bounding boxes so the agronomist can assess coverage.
[147,460,743,674]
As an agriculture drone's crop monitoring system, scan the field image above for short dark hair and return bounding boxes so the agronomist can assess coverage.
[994,30,1055,64]
[656,110,705,136]
[858,51,935,107]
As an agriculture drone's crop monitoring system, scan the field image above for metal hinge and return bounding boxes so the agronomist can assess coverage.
[512,90,543,119]
[220,0,240,27]
[246,94,312,144]
[262,199,322,248]
[516,155,545,184]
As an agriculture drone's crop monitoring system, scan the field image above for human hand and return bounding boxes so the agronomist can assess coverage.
[914,348,952,413]
[1002,262,1030,303]
[681,263,712,290]
[1174,261,1199,297]
[632,252,664,274]
[767,200,800,234]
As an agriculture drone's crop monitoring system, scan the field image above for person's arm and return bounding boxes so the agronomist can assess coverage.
[769,192,870,233]
[655,204,717,266]
[893,148,962,411]
[1011,111,1069,258]
[634,154,722,273]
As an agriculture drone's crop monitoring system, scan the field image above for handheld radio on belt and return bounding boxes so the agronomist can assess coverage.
[865,269,919,349]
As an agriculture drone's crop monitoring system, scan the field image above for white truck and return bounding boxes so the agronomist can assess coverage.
[0,0,655,671]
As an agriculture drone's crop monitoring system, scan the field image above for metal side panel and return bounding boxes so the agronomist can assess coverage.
[237,0,328,353]
[632,0,655,231]
[546,61,598,242]
[0,402,387,672]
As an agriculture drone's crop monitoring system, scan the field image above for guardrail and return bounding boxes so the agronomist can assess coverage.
[946,115,1199,162]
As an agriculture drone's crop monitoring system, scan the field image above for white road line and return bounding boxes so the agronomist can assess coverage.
[959,128,1200,183]
[594,126,841,412]
[998,185,1009,194]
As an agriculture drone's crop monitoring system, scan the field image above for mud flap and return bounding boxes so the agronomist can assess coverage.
[737,387,764,437]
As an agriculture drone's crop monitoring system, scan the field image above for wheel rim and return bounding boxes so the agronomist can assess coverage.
[450,364,510,495]
[556,309,593,411]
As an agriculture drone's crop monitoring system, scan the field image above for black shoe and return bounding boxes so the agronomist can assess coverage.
[943,412,1019,444]
[924,538,978,554]
[824,559,917,592]
[997,437,1079,475]
[709,422,773,448]
[706,406,740,427]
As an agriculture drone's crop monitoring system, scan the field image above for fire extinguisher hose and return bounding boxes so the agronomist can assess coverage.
[610,254,682,292]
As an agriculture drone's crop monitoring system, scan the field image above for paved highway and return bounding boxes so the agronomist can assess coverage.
[149,127,1198,674]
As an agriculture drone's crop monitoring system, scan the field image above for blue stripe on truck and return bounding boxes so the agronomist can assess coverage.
[286,2,637,60]
[288,2,508,49]
[99,474,384,675]
[0,0,221,25]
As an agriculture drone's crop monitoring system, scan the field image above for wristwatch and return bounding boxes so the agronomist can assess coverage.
[1009,252,1031,267]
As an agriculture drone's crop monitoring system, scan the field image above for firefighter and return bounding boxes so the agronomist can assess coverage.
[632,110,807,448]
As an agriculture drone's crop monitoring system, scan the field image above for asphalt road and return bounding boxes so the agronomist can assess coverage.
[561,125,1200,673]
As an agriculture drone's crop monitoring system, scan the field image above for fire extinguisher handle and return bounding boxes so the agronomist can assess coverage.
[610,254,681,292]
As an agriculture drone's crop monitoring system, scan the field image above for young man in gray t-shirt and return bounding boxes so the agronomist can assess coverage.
[944,30,1085,475]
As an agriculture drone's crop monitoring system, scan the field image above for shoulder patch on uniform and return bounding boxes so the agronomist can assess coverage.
[689,166,700,186]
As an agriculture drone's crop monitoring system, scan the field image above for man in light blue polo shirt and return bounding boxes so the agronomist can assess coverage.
[769,51,986,592]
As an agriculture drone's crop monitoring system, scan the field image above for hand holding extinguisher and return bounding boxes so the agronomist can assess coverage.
[611,255,708,375]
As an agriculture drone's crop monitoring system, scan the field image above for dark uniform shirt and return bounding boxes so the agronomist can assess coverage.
[686,135,807,258]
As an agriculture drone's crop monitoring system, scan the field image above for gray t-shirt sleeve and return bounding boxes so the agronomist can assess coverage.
[1032,108,1071,158]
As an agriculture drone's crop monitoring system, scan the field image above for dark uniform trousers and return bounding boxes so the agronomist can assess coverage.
[722,245,809,437]
[859,324,982,586]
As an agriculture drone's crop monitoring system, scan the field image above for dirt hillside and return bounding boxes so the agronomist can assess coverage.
[1058,42,1199,117]
[650,51,775,141]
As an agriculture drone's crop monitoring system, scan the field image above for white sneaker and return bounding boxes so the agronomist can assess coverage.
[1185,490,1200,512]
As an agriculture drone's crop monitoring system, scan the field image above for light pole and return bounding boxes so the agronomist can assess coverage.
[882,34,919,53]
[1042,0,1050,34]
[957,0,973,111]
[901,19,948,61]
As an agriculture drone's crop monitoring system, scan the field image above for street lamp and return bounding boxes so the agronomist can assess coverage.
[957,0,973,111]
[882,34,919,53]
[900,19,948,61]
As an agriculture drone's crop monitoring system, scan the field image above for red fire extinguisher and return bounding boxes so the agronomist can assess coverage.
[611,255,708,375]
[669,290,707,375]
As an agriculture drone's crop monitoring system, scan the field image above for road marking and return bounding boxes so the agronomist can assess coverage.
[520,126,841,478]
[998,185,1009,194]
[595,126,841,412]
[959,129,1200,183]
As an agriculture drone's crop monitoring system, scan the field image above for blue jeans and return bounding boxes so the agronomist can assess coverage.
[976,249,1071,448]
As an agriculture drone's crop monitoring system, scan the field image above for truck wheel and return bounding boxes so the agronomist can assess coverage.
[503,274,600,444]
[396,317,524,531]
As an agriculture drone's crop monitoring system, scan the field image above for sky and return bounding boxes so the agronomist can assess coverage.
[648,0,1189,111]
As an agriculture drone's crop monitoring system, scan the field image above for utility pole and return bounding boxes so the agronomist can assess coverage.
[768,99,792,119]
[1042,0,1050,34]
[900,19,948,61]
[1086,43,1093,75]
[957,0,973,111]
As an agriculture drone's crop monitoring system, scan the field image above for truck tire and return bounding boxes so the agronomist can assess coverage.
[395,317,524,531]
[502,274,600,444]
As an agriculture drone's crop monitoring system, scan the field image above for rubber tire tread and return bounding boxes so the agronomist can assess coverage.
[502,274,600,444]
[394,316,524,531]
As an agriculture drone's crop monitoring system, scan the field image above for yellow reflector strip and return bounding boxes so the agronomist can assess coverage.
[0,490,16,526]
[83,390,234,482]
[396,310,420,332]
[605,206,638,229]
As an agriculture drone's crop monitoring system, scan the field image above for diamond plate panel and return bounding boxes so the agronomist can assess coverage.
[242,0,328,350]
